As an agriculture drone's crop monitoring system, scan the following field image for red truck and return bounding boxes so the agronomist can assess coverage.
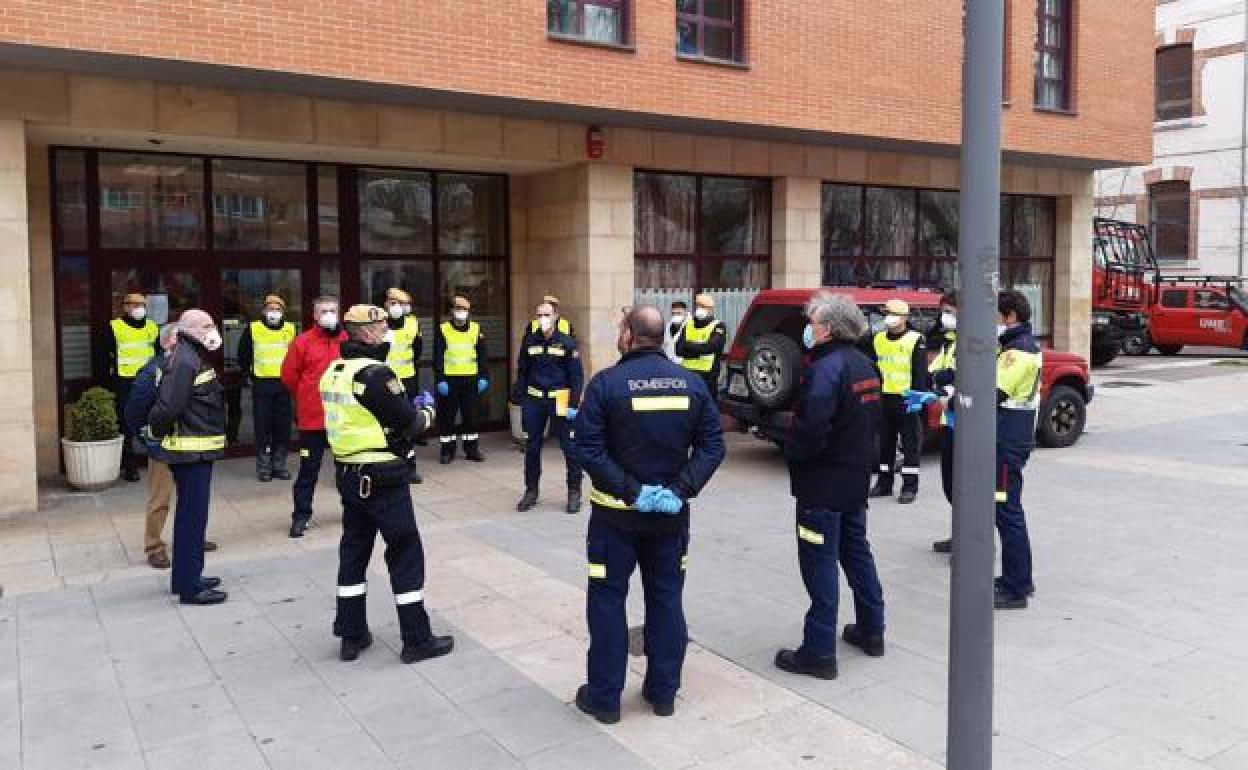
[719,287,1093,449]
[1138,277,1248,355]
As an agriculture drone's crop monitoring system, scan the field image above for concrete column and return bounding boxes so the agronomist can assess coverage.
[771,177,822,288]
[1054,188,1094,359]
[0,119,37,517]
[522,162,633,379]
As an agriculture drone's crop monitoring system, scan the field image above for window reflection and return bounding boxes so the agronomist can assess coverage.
[437,174,505,256]
[359,169,433,254]
[98,152,204,249]
[212,159,309,251]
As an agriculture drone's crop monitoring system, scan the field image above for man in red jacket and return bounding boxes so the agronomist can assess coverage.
[282,295,348,538]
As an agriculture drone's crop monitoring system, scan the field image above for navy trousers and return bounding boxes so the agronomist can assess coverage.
[333,464,432,645]
[251,378,292,462]
[940,426,954,505]
[114,378,138,474]
[795,502,885,661]
[521,397,582,488]
[170,461,213,599]
[995,444,1034,599]
[584,515,688,711]
[292,430,328,523]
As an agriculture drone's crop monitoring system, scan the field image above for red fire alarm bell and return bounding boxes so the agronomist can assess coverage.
[587,126,605,159]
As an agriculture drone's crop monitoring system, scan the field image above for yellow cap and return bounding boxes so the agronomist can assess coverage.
[884,299,911,316]
[452,295,471,311]
[542,294,560,306]
[263,294,286,310]
[343,304,387,324]
[694,293,714,309]
[385,287,411,304]
[123,293,146,305]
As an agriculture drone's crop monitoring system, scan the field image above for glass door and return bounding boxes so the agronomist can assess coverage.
[220,267,306,448]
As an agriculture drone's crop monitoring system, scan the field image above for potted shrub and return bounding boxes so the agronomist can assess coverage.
[62,386,124,490]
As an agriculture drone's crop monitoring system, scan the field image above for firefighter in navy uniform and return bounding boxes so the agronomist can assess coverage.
[869,298,928,504]
[105,292,160,481]
[320,304,454,664]
[929,291,959,554]
[674,293,727,394]
[513,301,584,514]
[433,295,489,464]
[573,306,725,725]
[383,287,425,483]
[992,290,1043,610]
[529,293,575,337]
[236,294,296,482]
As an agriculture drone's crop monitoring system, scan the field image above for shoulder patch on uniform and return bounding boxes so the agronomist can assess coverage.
[386,378,404,395]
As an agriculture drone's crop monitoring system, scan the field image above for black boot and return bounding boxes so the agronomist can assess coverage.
[289,516,310,538]
[408,461,423,484]
[566,486,582,514]
[932,538,953,554]
[773,649,837,680]
[339,631,373,662]
[401,635,454,664]
[439,441,456,465]
[995,576,1036,597]
[898,478,918,504]
[180,588,228,605]
[575,685,620,725]
[842,624,886,657]
[993,585,1029,610]
[271,447,291,480]
[517,487,539,512]
[464,441,484,463]
[256,452,272,483]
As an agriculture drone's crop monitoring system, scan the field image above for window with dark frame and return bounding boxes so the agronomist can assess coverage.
[548,0,628,45]
[634,171,770,295]
[820,183,1058,337]
[1034,0,1073,111]
[676,0,744,63]
[1149,180,1191,263]
[1155,44,1194,121]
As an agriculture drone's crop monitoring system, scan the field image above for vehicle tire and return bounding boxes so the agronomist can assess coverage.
[1090,344,1117,367]
[746,333,803,411]
[1156,344,1183,356]
[1036,385,1085,449]
[1120,331,1150,356]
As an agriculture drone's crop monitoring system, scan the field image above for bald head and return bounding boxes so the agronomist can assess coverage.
[177,308,221,351]
[618,305,665,354]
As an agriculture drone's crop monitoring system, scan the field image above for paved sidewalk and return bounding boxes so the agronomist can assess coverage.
[1,358,1247,768]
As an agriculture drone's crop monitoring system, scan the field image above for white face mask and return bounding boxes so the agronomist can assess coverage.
[264,310,283,325]
[538,316,553,332]
[997,323,1008,337]
[884,314,903,330]
[388,304,404,320]
[129,306,147,321]
[941,312,957,331]
[693,308,709,321]
[452,310,468,322]
[670,313,685,326]
[318,311,338,330]
[202,329,223,352]
[403,303,412,315]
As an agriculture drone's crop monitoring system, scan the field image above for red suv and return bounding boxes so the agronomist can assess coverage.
[719,288,1093,449]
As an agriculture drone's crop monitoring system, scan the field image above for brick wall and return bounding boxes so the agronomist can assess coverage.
[0,0,1152,165]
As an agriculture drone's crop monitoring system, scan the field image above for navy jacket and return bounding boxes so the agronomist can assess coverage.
[785,340,882,510]
[996,322,1042,450]
[576,348,726,533]
[512,328,583,407]
[123,355,168,462]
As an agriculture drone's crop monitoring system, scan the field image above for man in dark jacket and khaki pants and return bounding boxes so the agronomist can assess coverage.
[775,291,887,681]
[149,309,228,605]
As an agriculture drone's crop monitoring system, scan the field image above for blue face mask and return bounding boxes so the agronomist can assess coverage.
[802,324,816,350]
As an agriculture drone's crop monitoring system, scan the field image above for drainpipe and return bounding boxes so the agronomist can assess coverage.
[1239,0,1247,277]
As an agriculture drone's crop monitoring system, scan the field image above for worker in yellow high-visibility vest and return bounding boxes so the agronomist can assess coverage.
[106,292,160,482]
[674,294,727,394]
[868,298,928,504]
[237,294,296,482]
[433,295,489,464]
[383,287,427,483]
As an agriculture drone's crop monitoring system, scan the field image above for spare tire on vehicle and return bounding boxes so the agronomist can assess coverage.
[746,333,803,410]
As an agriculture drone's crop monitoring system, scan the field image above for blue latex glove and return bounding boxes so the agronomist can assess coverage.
[413,390,435,410]
[565,406,578,421]
[635,484,665,513]
[436,381,449,397]
[945,405,955,430]
[477,378,489,395]
[652,488,684,515]
[902,389,938,414]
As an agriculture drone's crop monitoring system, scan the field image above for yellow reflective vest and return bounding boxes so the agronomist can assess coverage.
[529,317,572,336]
[249,320,296,378]
[111,318,159,378]
[440,321,480,377]
[680,321,717,373]
[997,348,1043,411]
[319,357,401,464]
[386,316,421,379]
[873,330,922,395]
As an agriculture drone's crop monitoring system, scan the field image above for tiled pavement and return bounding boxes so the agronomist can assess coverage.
[1,355,1247,768]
